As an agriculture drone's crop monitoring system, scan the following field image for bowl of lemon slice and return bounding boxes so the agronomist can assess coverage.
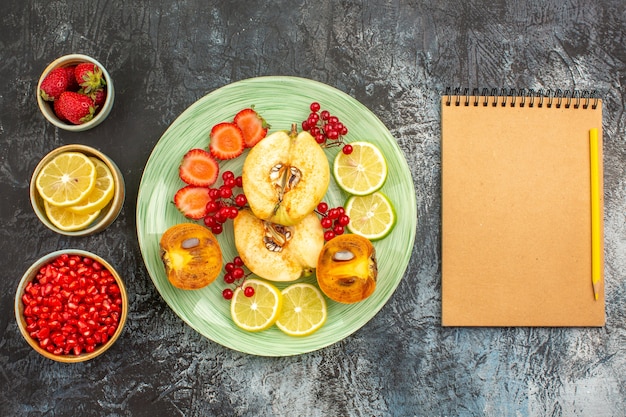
[29,144,125,236]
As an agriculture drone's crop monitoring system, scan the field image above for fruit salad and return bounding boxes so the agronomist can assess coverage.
[160,102,396,336]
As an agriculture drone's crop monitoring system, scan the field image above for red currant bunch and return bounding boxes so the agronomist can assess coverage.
[221,256,255,300]
[302,102,353,154]
[203,171,248,235]
[316,201,350,241]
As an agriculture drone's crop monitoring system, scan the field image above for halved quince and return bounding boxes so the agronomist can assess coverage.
[242,124,330,226]
[316,233,378,304]
[159,223,222,290]
[233,209,324,282]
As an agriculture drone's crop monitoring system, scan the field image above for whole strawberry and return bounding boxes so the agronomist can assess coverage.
[54,91,96,124]
[53,99,68,122]
[74,63,105,94]
[40,67,72,101]
[92,88,106,107]
[63,65,79,91]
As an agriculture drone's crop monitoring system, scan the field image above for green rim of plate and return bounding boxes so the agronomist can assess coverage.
[136,76,417,356]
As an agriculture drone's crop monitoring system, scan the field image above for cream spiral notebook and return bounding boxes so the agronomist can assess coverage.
[441,88,605,327]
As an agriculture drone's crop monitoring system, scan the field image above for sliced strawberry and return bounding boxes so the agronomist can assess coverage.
[234,108,270,148]
[179,149,219,187]
[209,122,245,160]
[174,185,212,219]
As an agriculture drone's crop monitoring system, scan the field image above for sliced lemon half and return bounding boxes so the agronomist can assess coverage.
[333,141,387,196]
[230,279,283,332]
[276,283,327,337]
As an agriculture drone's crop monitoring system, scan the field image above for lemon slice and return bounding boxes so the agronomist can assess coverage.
[333,141,387,196]
[230,279,283,332]
[69,157,115,214]
[36,152,96,207]
[345,191,397,240]
[44,201,101,231]
[276,283,327,337]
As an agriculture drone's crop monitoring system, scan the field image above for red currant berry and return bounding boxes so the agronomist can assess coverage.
[225,262,236,273]
[223,177,237,189]
[317,202,328,213]
[235,176,243,188]
[222,171,235,181]
[324,230,336,241]
[220,186,233,199]
[222,288,234,300]
[342,144,353,154]
[327,130,339,140]
[310,102,321,112]
[228,207,239,219]
[340,126,348,135]
[321,110,330,120]
[328,208,340,219]
[206,200,219,213]
[224,273,236,284]
[243,286,255,297]
[315,134,326,144]
[232,267,245,280]
[214,211,227,224]
[302,120,310,131]
[209,188,220,200]
[235,194,247,207]
[234,256,244,267]
[321,217,333,229]
[203,215,216,227]
[338,214,350,226]
[211,224,223,234]
[333,225,345,235]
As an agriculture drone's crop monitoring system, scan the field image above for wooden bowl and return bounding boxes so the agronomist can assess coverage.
[15,249,128,363]
[29,144,125,236]
[37,54,114,131]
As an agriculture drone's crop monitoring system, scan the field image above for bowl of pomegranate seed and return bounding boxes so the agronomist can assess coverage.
[15,249,128,362]
[36,54,114,131]
[29,144,125,236]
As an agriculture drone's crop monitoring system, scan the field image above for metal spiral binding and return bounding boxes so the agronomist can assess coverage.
[444,87,599,109]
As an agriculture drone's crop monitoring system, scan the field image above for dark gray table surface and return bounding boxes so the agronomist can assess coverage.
[2,1,625,416]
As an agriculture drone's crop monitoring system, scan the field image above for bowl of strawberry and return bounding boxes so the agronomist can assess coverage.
[37,54,114,131]
[15,250,128,362]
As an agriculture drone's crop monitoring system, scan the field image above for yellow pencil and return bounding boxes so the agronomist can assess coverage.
[589,128,601,300]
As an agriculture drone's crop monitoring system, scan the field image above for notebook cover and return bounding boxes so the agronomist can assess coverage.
[441,95,605,327]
